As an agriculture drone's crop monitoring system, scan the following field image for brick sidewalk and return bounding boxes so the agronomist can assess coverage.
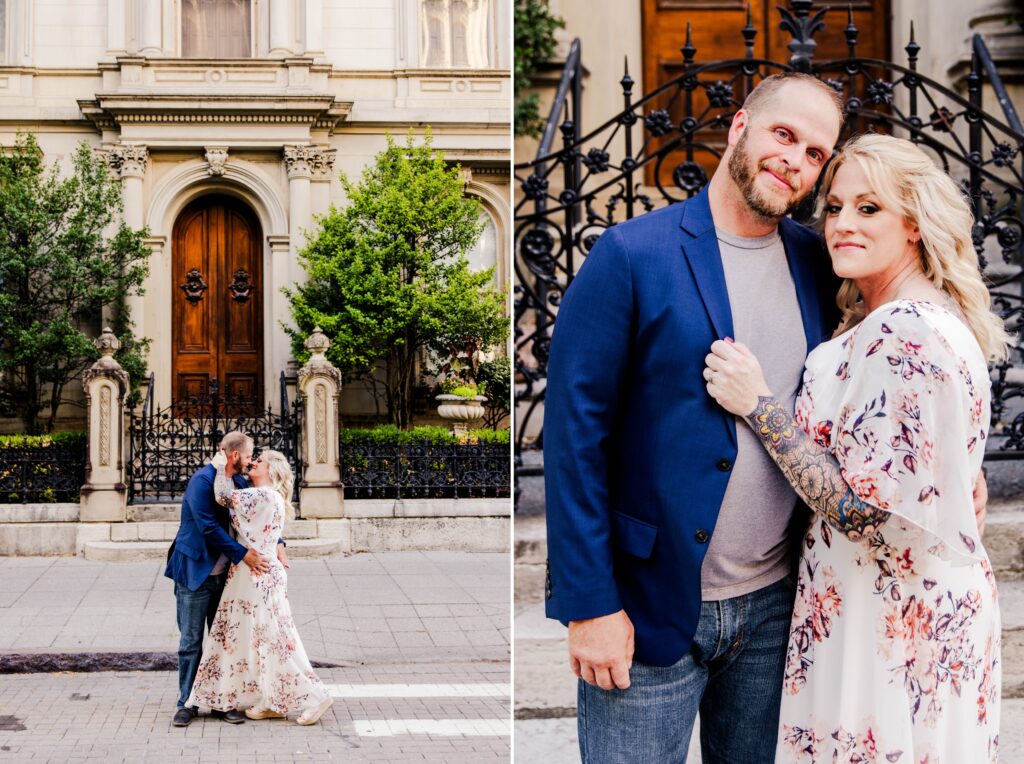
[0,552,510,762]
[0,665,510,762]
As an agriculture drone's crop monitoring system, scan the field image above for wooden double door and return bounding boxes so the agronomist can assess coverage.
[172,195,264,404]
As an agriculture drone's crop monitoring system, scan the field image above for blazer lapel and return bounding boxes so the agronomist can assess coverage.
[779,218,825,352]
[679,191,734,341]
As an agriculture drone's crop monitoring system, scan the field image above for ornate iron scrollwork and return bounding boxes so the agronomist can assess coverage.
[179,268,208,304]
[228,269,255,302]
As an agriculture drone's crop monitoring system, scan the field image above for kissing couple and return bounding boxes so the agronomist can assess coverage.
[165,431,334,727]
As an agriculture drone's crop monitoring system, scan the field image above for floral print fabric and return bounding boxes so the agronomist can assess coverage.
[779,300,1000,763]
[186,487,330,715]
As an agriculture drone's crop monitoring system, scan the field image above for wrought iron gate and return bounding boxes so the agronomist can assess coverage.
[127,372,302,506]
[515,1,1024,492]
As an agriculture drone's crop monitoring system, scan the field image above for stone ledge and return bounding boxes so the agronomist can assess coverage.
[349,517,509,553]
[344,498,510,519]
[0,504,79,523]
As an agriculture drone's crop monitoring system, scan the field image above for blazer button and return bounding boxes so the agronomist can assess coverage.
[695,529,710,544]
[716,458,732,472]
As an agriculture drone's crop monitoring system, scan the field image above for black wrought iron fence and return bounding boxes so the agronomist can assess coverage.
[341,441,510,499]
[0,434,86,503]
[515,1,1024,491]
[127,373,301,505]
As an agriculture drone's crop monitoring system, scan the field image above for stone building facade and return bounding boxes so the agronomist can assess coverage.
[0,0,511,425]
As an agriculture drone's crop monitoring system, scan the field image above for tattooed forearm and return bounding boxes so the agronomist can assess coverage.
[213,461,235,508]
[745,396,890,540]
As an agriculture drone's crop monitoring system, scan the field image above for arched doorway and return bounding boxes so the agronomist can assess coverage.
[172,194,264,404]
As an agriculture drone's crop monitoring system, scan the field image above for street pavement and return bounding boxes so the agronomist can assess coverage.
[0,552,511,762]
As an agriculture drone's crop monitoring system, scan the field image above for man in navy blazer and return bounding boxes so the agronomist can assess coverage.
[165,431,287,727]
[544,73,846,761]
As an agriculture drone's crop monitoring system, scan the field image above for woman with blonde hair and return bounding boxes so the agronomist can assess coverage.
[704,133,1007,761]
[187,447,333,725]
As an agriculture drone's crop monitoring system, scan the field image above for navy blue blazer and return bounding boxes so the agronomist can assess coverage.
[164,465,251,592]
[543,188,840,666]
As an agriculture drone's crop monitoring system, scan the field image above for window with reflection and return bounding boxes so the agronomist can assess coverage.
[465,208,499,279]
[182,0,251,58]
[421,0,492,68]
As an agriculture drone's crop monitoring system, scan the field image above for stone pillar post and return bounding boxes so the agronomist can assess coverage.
[138,0,163,55]
[105,144,149,345]
[309,146,336,219]
[106,0,127,54]
[297,328,344,518]
[269,0,295,55]
[284,145,314,286]
[305,0,325,56]
[80,329,130,522]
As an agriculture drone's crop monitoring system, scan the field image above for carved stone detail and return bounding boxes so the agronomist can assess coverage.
[297,327,343,389]
[99,386,111,466]
[315,384,327,463]
[283,144,317,179]
[105,144,149,178]
[309,148,337,181]
[228,269,254,302]
[180,268,209,304]
[205,146,229,176]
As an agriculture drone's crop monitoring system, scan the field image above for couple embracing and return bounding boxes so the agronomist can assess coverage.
[165,431,333,728]
[546,73,1004,762]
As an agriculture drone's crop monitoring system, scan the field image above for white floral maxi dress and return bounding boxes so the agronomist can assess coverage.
[186,487,331,715]
[777,300,1000,763]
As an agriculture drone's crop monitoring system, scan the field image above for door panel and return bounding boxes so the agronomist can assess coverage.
[172,196,263,405]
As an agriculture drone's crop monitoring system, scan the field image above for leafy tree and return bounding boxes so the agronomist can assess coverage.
[0,133,150,433]
[515,0,564,137]
[476,355,511,429]
[287,131,508,429]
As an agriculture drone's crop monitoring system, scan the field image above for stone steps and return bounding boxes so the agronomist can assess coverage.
[109,519,320,542]
[82,537,345,562]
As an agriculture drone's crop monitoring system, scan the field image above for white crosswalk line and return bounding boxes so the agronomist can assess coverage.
[325,682,509,698]
[354,719,511,737]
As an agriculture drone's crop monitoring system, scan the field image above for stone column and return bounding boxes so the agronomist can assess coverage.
[305,0,325,56]
[107,0,127,54]
[267,235,293,391]
[309,146,337,219]
[269,0,295,55]
[284,145,314,285]
[297,328,344,518]
[138,0,163,55]
[105,144,149,345]
[80,329,130,522]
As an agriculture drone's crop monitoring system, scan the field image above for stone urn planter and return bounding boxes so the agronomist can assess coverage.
[436,394,488,435]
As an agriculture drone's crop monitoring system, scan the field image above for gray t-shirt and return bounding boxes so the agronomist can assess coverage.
[700,227,808,600]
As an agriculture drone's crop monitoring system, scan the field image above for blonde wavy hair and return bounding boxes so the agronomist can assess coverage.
[817,133,1013,362]
[259,449,295,522]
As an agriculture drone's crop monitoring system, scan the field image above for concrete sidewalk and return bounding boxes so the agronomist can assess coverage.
[0,552,509,665]
[0,552,511,762]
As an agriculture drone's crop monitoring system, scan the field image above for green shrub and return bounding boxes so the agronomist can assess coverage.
[339,424,510,447]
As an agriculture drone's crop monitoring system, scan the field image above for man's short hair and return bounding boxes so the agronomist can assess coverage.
[742,71,845,122]
[220,431,253,455]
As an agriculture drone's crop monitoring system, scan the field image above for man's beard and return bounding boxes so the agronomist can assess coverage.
[232,454,247,474]
[727,130,806,220]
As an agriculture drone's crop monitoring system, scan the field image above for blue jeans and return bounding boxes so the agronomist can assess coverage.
[175,572,227,709]
[577,576,796,763]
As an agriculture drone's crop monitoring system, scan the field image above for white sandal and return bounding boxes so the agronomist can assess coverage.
[245,705,286,720]
[296,696,333,726]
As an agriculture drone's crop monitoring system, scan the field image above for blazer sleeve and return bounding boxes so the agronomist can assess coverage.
[188,472,248,564]
[544,225,634,623]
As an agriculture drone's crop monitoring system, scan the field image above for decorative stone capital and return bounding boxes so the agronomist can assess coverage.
[205,146,229,176]
[298,327,343,388]
[83,327,129,397]
[309,147,337,181]
[283,144,318,180]
[105,144,149,179]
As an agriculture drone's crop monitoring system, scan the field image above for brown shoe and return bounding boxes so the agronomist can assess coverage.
[245,705,287,720]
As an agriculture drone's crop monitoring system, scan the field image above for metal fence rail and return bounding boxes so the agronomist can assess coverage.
[127,373,301,505]
[0,437,86,503]
[341,442,511,500]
